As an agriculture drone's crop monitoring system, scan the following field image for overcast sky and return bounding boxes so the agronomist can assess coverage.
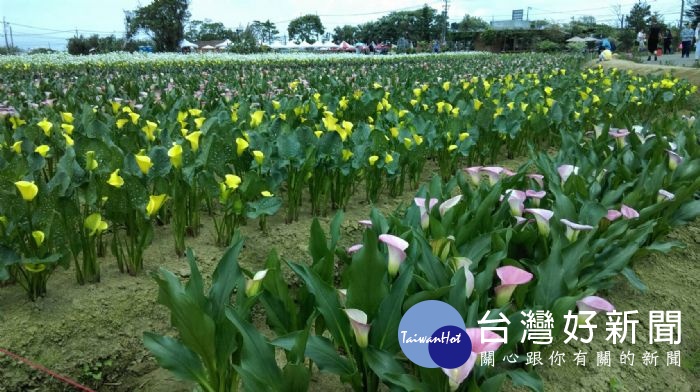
[0,0,683,50]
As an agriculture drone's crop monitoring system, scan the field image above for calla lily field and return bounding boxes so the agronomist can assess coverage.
[1,52,699,391]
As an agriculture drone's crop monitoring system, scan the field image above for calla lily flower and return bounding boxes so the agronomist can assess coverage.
[494,265,533,306]
[85,151,98,171]
[128,112,140,124]
[84,213,109,236]
[188,108,202,117]
[560,219,594,242]
[32,230,45,247]
[146,194,168,217]
[37,118,53,136]
[60,112,74,123]
[347,244,363,254]
[667,150,682,171]
[63,133,74,146]
[527,173,545,188]
[368,155,379,166]
[557,164,579,184]
[358,220,372,227]
[245,269,268,297]
[480,166,504,186]
[35,145,50,157]
[141,120,158,141]
[465,328,504,354]
[378,234,409,277]
[185,131,202,152]
[606,209,622,221]
[235,137,249,156]
[61,123,74,135]
[657,189,675,202]
[261,191,273,197]
[609,128,629,148]
[194,117,205,129]
[524,208,554,237]
[337,289,348,306]
[12,140,22,154]
[465,269,475,298]
[505,190,526,217]
[442,353,477,391]
[620,204,639,219]
[107,169,124,188]
[525,190,546,207]
[168,144,183,168]
[253,150,264,165]
[224,174,241,190]
[576,295,615,314]
[344,309,370,348]
[463,166,482,186]
[116,118,129,129]
[414,197,438,229]
[250,110,265,127]
[135,155,153,175]
[514,216,529,225]
[439,195,463,217]
[15,180,38,201]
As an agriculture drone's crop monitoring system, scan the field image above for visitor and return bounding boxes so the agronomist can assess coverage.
[433,40,440,53]
[680,23,694,58]
[636,30,646,52]
[696,25,700,60]
[647,25,661,61]
[663,29,673,54]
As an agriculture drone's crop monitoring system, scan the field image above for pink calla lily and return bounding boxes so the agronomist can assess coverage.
[480,166,504,186]
[606,209,622,221]
[576,295,615,314]
[442,353,477,391]
[465,328,504,353]
[505,189,527,217]
[657,189,675,202]
[560,219,594,242]
[667,150,682,171]
[415,197,438,229]
[358,220,373,227]
[620,204,639,219]
[378,234,409,277]
[463,166,482,186]
[557,164,579,184]
[609,128,629,148]
[525,189,546,207]
[344,309,370,348]
[527,173,544,188]
[524,208,554,237]
[494,266,533,306]
[439,195,463,217]
[347,244,363,254]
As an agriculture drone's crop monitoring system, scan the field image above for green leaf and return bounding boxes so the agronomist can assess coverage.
[245,196,282,219]
[208,236,245,314]
[369,264,414,352]
[346,231,389,319]
[274,333,355,377]
[645,240,685,253]
[403,285,452,312]
[365,347,429,392]
[480,373,507,392]
[508,369,543,392]
[281,363,310,392]
[621,267,648,292]
[143,333,211,390]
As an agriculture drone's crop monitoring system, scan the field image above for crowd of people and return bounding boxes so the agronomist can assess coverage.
[634,22,700,61]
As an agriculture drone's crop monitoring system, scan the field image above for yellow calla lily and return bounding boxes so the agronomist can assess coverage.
[141,120,158,141]
[128,112,140,124]
[369,155,379,166]
[253,150,264,165]
[250,110,265,127]
[236,137,249,156]
[261,190,273,197]
[12,141,22,154]
[188,108,202,117]
[60,112,74,123]
[107,169,124,188]
[194,117,205,129]
[385,153,394,164]
[85,151,98,171]
[32,230,45,246]
[35,145,50,157]
[342,149,354,161]
[272,100,281,110]
[225,174,241,190]
[24,263,46,273]
[146,194,168,217]
[84,213,108,236]
[37,118,53,136]
[135,154,153,175]
[15,180,38,201]
[116,118,129,129]
[61,123,74,135]
[185,131,202,152]
[63,133,74,146]
[168,144,183,168]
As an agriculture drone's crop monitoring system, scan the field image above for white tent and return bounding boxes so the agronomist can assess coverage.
[269,41,286,49]
[284,41,300,49]
[298,41,313,49]
[201,45,215,50]
[566,37,586,43]
[215,39,232,49]
[179,39,198,48]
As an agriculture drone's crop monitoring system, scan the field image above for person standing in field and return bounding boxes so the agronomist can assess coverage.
[680,23,694,58]
[647,25,661,61]
[637,30,646,52]
[663,29,673,54]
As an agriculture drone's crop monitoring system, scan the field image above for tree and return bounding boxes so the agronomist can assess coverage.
[456,15,489,32]
[251,20,279,44]
[127,0,190,52]
[288,14,324,44]
[333,25,358,43]
[626,1,651,33]
[685,1,700,26]
[186,19,234,41]
[612,4,625,29]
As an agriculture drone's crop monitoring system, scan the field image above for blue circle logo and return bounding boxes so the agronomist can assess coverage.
[398,300,472,368]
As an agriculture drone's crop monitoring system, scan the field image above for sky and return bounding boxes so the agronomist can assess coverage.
[0,0,684,50]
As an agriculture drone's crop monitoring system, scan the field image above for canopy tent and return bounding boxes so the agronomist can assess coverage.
[179,39,198,48]
[268,41,286,49]
[284,41,299,49]
[583,37,599,42]
[201,45,215,50]
[298,41,313,49]
[338,41,353,49]
[215,39,232,49]
[566,37,586,43]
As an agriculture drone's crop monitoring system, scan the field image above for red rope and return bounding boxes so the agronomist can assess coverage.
[0,347,96,392]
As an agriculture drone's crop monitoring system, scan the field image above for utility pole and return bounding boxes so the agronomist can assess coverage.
[3,18,9,50]
[680,0,685,28]
[9,24,13,47]
[442,0,449,44]
[527,7,532,21]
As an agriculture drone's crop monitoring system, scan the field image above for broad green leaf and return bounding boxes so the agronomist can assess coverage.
[143,332,211,390]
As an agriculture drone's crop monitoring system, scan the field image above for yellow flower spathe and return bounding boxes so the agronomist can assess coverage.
[168,144,183,168]
[60,112,74,123]
[35,145,50,157]
[261,190,273,197]
[225,174,241,190]
[185,131,202,152]
[342,149,353,161]
[135,154,153,175]
[85,151,98,171]
[61,123,74,135]
[236,137,249,156]
[194,117,205,129]
[37,118,53,136]
[128,112,140,124]
[32,230,45,247]
[63,133,74,146]
[385,153,394,164]
[15,181,38,201]
[250,110,265,127]
[368,155,379,166]
[146,194,168,217]
[141,120,158,142]
[107,169,124,188]
[84,213,108,236]
[188,108,202,117]
[116,118,129,129]
[12,141,22,154]
[253,150,264,165]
